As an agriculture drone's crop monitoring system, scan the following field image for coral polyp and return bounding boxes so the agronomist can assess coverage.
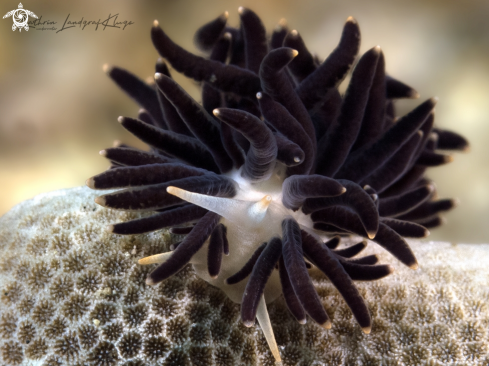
[88,8,468,363]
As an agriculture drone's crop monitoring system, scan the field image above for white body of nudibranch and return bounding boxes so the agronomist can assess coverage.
[168,163,315,304]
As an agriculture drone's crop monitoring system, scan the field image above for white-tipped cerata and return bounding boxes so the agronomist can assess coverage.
[85,178,96,189]
[256,295,282,364]
[102,64,112,74]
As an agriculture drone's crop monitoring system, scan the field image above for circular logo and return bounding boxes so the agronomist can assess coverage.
[12,8,28,29]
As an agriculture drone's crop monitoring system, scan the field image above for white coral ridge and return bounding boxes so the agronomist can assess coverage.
[1,186,489,366]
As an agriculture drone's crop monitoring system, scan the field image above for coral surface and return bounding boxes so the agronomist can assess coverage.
[1,187,489,365]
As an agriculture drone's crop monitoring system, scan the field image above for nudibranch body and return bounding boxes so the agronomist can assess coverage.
[87,8,468,364]
[161,161,327,303]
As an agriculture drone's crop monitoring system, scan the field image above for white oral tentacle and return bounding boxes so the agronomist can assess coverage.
[166,186,271,227]
[138,251,172,265]
[256,295,282,364]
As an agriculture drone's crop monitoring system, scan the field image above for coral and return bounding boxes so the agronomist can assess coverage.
[166,316,189,344]
[144,317,164,337]
[17,321,36,344]
[88,341,119,365]
[78,324,99,349]
[1,187,489,366]
[77,270,102,294]
[53,331,80,361]
[102,322,123,342]
[25,337,48,359]
[32,300,55,325]
[118,332,142,359]
[91,302,118,325]
[44,318,67,339]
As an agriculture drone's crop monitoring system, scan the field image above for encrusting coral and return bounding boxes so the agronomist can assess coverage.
[1,187,489,365]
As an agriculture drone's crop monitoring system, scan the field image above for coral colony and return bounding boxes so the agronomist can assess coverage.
[87,8,468,363]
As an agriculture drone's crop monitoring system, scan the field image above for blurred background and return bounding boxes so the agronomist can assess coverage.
[0,0,487,243]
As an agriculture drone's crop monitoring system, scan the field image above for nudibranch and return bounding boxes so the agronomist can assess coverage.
[87,8,469,364]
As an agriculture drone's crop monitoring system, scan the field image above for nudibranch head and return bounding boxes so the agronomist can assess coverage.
[87,7,468,364]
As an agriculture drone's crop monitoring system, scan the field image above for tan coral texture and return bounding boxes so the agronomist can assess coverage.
[1,187,489,366]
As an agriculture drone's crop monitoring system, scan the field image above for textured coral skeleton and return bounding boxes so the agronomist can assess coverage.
[86,8,469,364]
[2,188,489,365]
